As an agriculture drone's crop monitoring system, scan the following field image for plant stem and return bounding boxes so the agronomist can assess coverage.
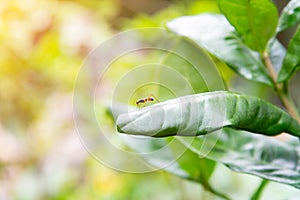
[263,52,300,123]
[251,179,269,200]
[263,52,277,83]
[278,84,300,123]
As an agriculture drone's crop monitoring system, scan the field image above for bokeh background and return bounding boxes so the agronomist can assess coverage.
[1,0,300,199]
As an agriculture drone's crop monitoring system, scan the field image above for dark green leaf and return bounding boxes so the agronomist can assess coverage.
[217,0,278,52]
[179,128,300,189]
[277,0,300,32]
[166,14,273,86]
[117,91,300,137]
[277,26,300,83]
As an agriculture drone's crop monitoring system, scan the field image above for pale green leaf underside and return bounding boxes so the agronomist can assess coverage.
[166,14,273,86]
[117,91,300,138]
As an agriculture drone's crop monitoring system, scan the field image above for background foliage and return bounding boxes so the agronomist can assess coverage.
[1,0,300,199]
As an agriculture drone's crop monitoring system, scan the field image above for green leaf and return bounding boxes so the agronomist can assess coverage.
[179,128,300,189]
[277,26,300,83]
[120,135,216,183]
[157,37,226,95]
[166,14,273,86]
[117,91,300,138]
[268,39,286,74]
[120,135,231,199]
[277,0,300,32]
[217,0,278,52]
[107,103,218,191]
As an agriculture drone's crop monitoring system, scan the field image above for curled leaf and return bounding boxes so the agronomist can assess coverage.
[117,91,300,138]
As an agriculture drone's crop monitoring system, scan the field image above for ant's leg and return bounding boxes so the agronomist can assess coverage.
[141,102,146,108]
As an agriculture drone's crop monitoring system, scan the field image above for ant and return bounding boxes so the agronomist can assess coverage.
[136,94,159,108]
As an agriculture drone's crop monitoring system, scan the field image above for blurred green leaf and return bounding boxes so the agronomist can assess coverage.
[217,0,278,52]
[277,26,300,83]
[121,135,216,184]
[117,91,300,137]
[268,39,286,74]
[166,14,273,86]
[179,128,300,189]
[168,139,216,184]
[250,179,269,200]
[159,37,225,95]
[277,0,300,32]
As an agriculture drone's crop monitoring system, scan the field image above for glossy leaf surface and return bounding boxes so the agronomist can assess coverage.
[179,128,300,189]
[277,0,300,32]
[277,27,300,83]
[217,0,278,52]
[117,91,300,138]
[166,14,273,86]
